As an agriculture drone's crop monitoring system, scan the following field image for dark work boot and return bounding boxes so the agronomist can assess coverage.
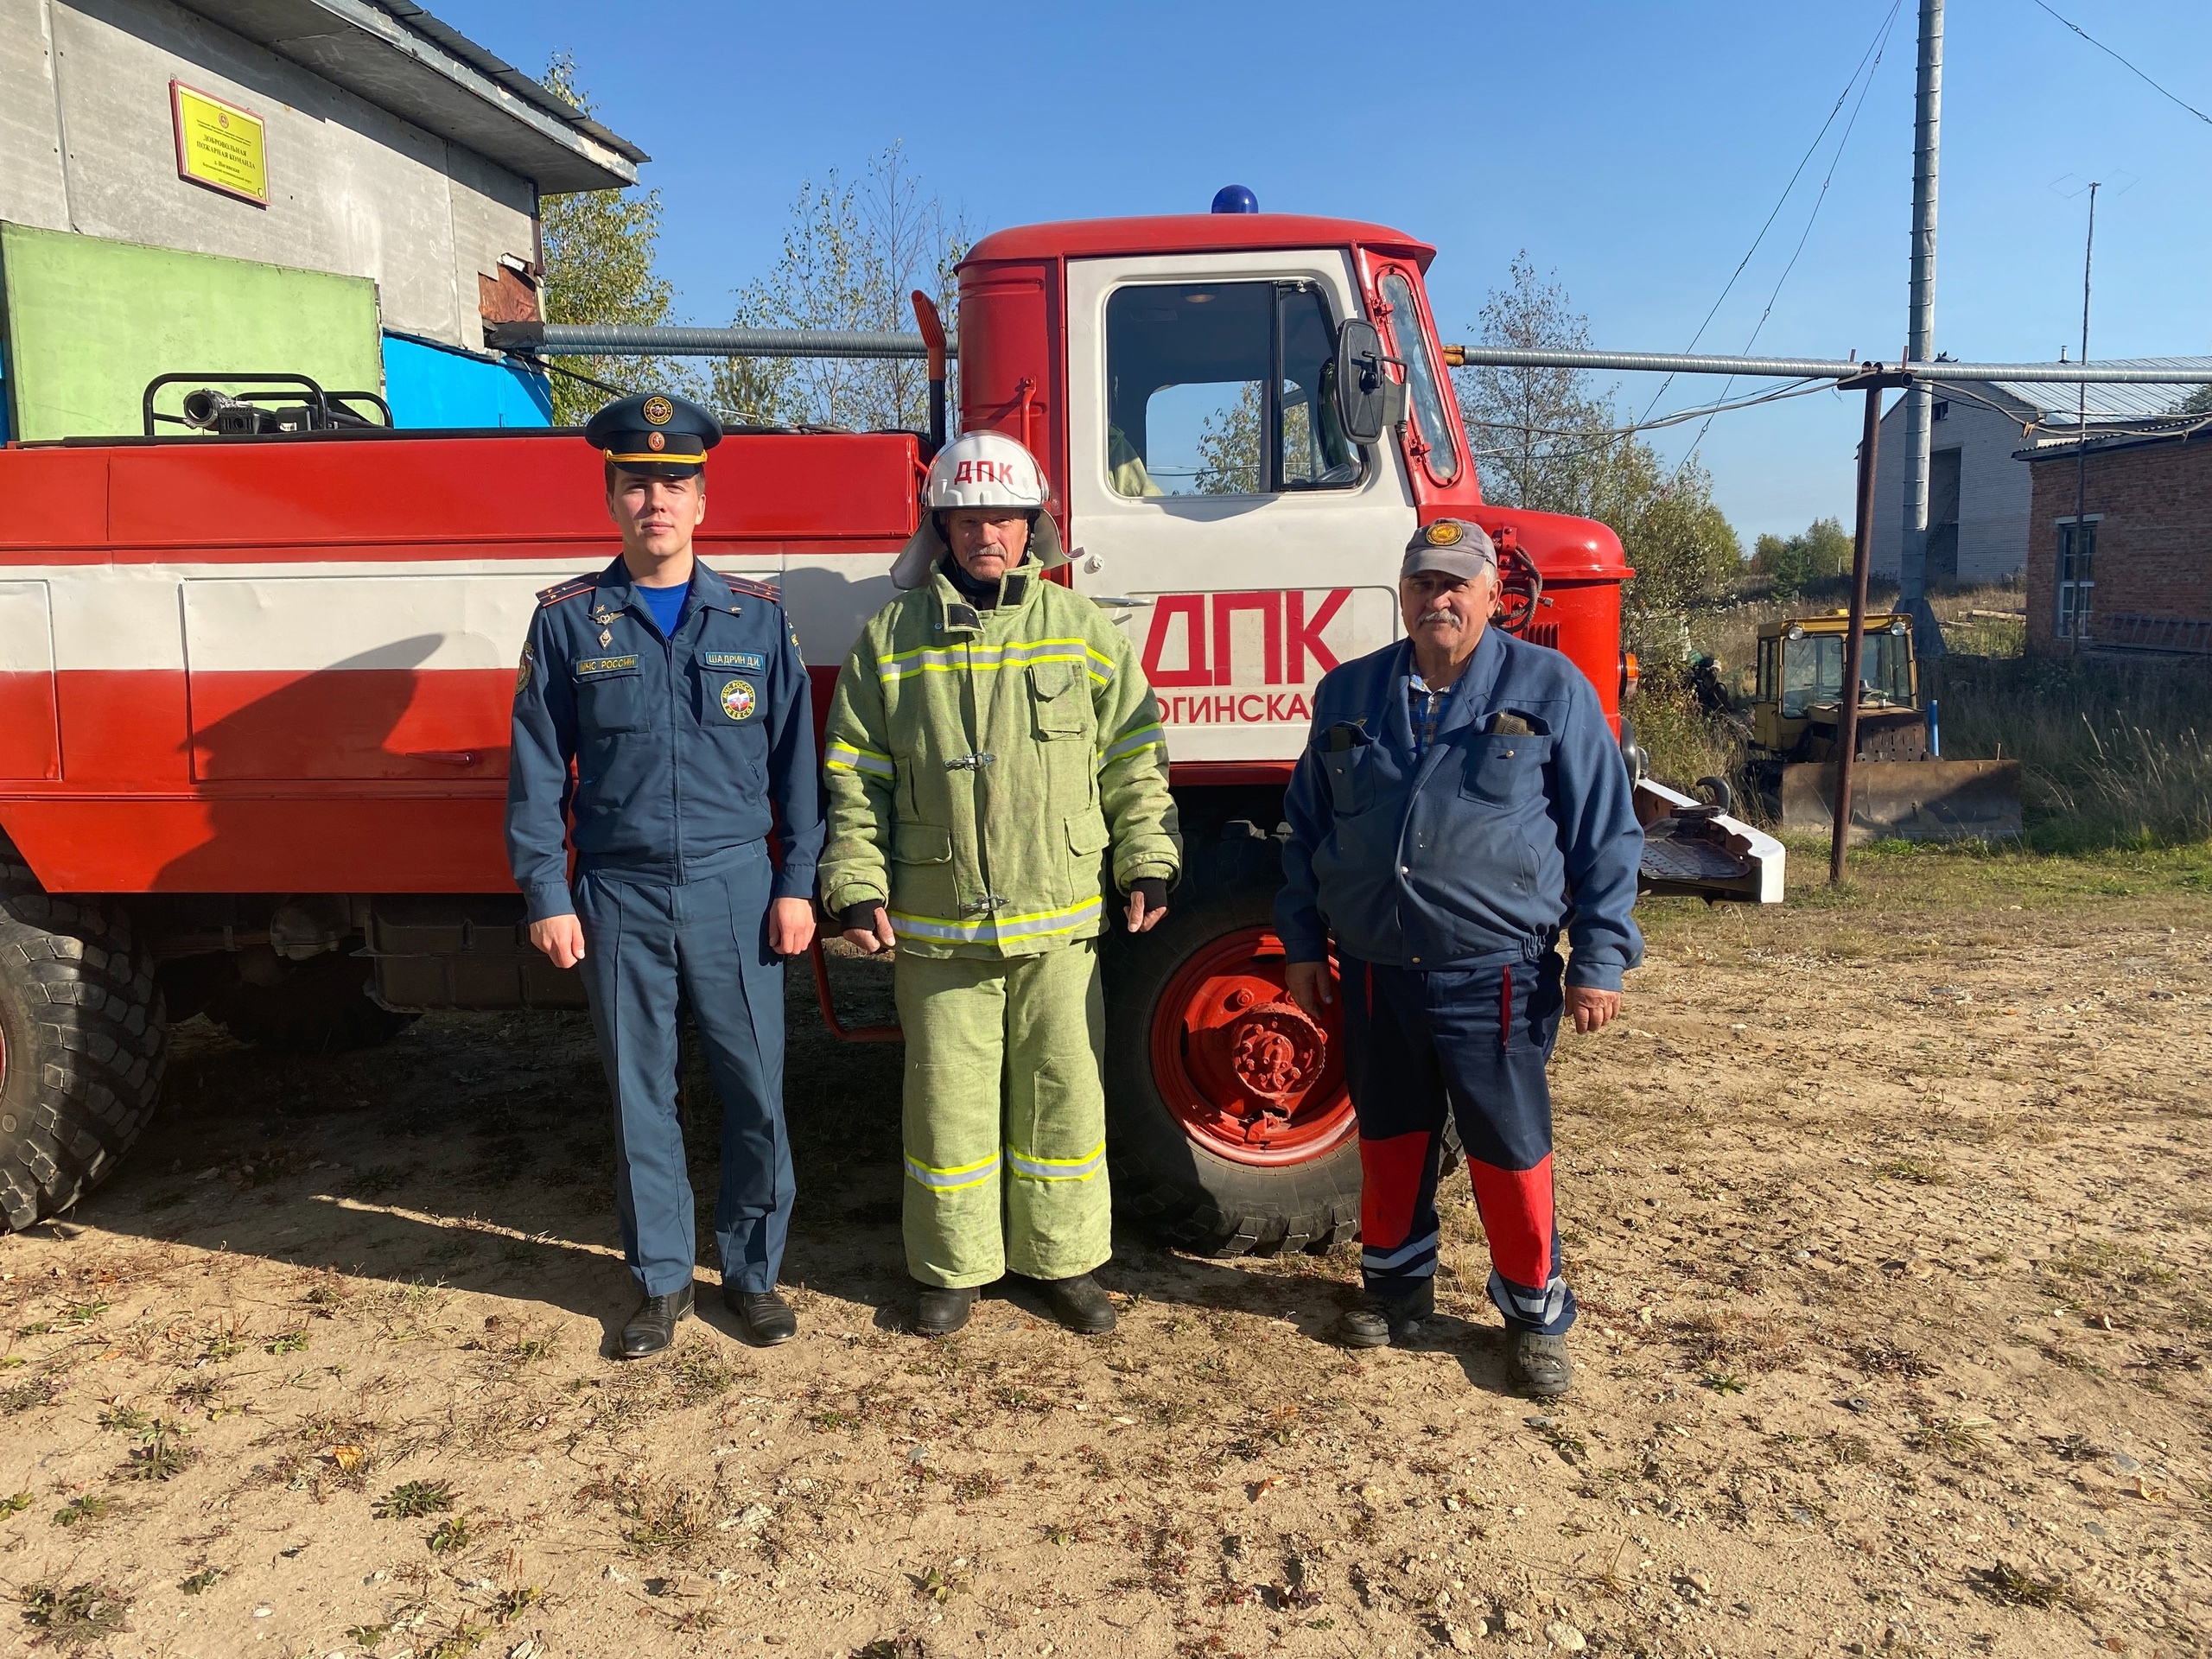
[1041,1273,1116,1335]
[913,1283,978,1337]
[620,1283,695,1359]
[726,1285,797,1345]
[1509,1329,1575,1398]
[1339,1280,1434,1349]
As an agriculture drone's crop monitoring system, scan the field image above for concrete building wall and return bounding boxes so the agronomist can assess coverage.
[1868,386,2033,586]
[2024,435,2212,656]
[0,0,537,350]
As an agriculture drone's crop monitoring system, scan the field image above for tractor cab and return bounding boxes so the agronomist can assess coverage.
[1751,611,1925,765]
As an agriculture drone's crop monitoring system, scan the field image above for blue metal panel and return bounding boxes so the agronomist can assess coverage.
[381,332,552,428]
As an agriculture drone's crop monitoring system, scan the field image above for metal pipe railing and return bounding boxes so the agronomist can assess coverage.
[1440,345,2212,385]
[486,322,954,359]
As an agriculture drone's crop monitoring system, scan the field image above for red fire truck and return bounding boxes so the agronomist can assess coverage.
[0,206,1779,1240]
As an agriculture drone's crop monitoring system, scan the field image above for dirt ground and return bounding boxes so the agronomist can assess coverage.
[3,843,2209,1659]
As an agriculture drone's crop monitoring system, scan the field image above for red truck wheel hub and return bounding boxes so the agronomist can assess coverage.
[1149,929,1356,1166]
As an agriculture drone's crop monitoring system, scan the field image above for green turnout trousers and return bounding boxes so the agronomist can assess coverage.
[895,941,1111,1288]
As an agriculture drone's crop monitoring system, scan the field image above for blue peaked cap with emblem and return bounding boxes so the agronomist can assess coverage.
[583,391,722,479]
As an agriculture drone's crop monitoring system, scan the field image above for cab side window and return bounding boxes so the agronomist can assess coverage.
[1104,281,1364,499]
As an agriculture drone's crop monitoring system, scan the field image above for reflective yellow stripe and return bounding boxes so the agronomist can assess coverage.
[904,1150,1001,1193]
[887,893,1103,944]
[1101,721,1164,764]
[1006,1140,1106,1182]
[874,638,1116,683]
[824,740,894,779]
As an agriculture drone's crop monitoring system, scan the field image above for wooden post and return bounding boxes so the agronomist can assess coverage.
[1831,378,1891,883]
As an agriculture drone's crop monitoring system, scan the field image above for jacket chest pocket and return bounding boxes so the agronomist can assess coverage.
[1321,728,1378,816]
[574,658,646,734]
[1027,661,1089,740]
[1459,733,1553,807]
[696,651,767,733]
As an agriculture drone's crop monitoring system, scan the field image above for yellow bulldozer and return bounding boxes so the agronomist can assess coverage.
[1746,611,2021,842]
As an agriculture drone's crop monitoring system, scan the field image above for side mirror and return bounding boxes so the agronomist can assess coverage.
[1332,318,1393,445]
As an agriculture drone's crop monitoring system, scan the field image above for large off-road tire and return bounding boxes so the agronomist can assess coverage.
[207,949,418,1055]
[1103,829,1362,1256]
[0,848,168,1230]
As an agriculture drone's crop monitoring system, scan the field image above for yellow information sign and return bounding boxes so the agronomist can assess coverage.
[170,81,267,207]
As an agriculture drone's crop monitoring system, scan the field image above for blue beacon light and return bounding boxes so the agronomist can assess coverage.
[1211,184,1259,215]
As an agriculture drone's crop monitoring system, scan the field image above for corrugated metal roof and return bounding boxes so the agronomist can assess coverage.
[1980,355,2212,424]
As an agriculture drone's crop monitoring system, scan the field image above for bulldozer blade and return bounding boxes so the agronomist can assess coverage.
[1778,760,2023,844]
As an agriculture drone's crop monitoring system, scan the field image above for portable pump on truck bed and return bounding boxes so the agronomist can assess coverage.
[0,199,1783,1243]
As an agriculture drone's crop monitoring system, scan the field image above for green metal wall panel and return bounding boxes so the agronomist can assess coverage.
[0,223,384,441]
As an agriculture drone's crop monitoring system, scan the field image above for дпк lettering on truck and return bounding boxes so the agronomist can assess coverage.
[0,202,1781,1245]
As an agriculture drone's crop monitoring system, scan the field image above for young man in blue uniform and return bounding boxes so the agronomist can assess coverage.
[1275,520,1643,1397]
[507,392,823,1358]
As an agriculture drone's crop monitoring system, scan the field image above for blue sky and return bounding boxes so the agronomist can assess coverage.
[436,0,2212,544]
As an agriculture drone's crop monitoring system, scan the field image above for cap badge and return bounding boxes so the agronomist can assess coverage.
[721,679,757,721]
[1426,521,1464,546]
[642,395,673,427]
[646,430,666,452]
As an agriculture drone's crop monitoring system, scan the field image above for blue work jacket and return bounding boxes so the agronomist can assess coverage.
[1274,628,1643,990]
[505,556,824,924]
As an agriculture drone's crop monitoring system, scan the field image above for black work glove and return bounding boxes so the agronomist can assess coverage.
[1125,877,1169,930]
[841,900,886,931]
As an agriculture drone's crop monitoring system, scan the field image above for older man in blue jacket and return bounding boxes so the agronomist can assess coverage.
[1277,519,1643,1397]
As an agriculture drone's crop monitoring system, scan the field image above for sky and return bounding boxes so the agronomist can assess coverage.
[434,0,2212,545]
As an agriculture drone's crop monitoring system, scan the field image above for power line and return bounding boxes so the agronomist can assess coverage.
[2030,0,2212,129]
[1635,0,1904,423]
[1683,2,1902,457]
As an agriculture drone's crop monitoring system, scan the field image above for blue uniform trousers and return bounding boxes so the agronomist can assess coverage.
[1342,951,1577,1336]
[572,841,794,1298]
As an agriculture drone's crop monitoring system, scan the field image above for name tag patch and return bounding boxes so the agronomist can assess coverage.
[703,651,765,673]
[575,655,639,677]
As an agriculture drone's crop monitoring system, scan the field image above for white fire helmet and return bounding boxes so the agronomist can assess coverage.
[889,429,1067,589]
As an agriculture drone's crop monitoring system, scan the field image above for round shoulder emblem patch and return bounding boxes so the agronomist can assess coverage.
[642,395,674,427]
[720,678,756,721]
[1425,520,1464,546]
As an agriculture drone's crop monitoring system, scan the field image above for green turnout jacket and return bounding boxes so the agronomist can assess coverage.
[821,562,1180,958]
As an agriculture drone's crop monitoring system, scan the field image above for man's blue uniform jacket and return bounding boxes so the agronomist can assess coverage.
[1275,627,1643,990]
[505,556,824,923]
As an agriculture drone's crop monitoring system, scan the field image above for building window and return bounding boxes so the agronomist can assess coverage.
[2056,517,2098,639]
[1932,399,1949,422]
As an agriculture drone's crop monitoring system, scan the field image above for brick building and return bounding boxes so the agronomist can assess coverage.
[2022,428,2212,657]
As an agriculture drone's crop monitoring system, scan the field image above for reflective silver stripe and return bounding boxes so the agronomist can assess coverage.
[904,1151,1000,1192]
[1361,1230,1440,1271]
[1007,1140,1106,1183]
[1101,721,1165,764]
[824,741,894,779]
[874,639,1115,683]
[887,893,1103,944]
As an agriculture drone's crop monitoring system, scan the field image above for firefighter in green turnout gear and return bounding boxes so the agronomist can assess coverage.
[821,432,1179,1337]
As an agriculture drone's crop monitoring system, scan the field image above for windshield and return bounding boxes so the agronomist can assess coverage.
[1778,630,1914,718]
[1378,270,1460,483]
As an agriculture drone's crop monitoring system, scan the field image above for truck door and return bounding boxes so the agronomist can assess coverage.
[1063,252,1414,762]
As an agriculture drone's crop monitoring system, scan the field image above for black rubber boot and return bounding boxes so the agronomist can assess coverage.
[727,1286,797,1345]
[1041,1273,1116,1335]
[1338,1280,1434,1349]
[913,1283,977,1337]
[1509,1329,1575,1397]
[620,1284,695,1359]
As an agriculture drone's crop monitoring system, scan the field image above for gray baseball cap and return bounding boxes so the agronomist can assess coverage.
[1401,518,1497,581]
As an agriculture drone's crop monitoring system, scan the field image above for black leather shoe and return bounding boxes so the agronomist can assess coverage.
[620,1284,695,1358]
[913,1283,977,1337]
[1509,1329,1575,1397]
[1338,1281,1433,1349]
[727,1285,797,1345]
[1041,1273,1116,1335]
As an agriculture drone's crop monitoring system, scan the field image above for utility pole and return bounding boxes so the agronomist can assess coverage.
[1899,0,1943,656]
[2072,181,2100,641]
